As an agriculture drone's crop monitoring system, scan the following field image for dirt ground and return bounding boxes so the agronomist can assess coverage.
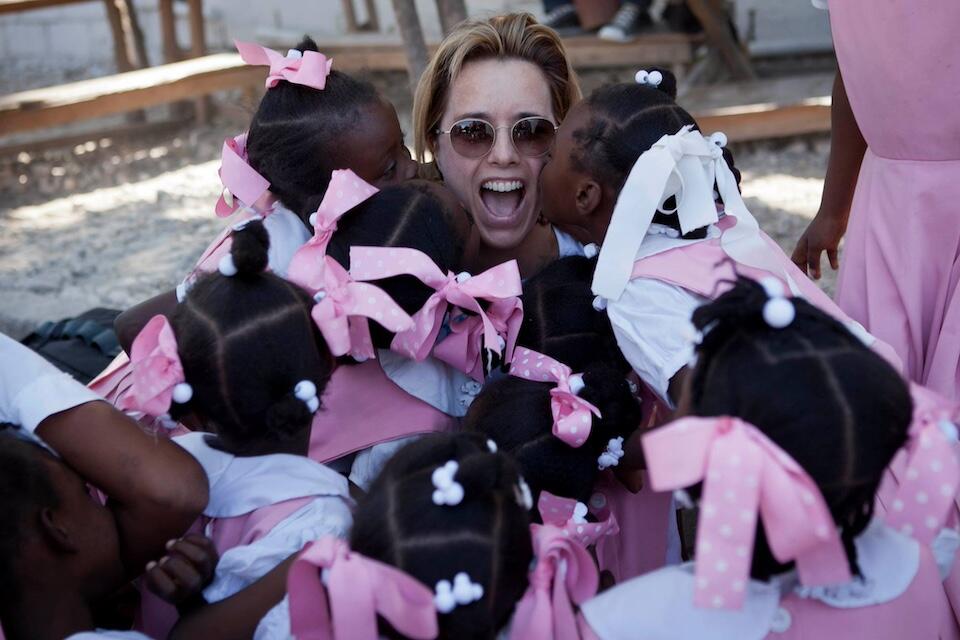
[0,100,837,340]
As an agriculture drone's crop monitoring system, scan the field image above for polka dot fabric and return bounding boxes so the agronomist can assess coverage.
[538,491,620,548]
[642,416,852,610]
[215,133,271,218]
[287,169,379,293]
[509,348,601,449]
[432,296,524,383]
[119,315,188,417]
[349,245,523,365]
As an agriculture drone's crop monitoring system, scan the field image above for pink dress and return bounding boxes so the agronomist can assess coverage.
[828,0,960,400]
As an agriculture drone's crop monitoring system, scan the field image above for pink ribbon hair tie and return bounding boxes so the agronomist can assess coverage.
[348,246,523,370]
[885,384,960,543]
[537,491,620,548]
[287,169,380,293]
[235,40,334,91]
[642,416,852,610]
[509,524,600,640]
[119,315,192,418]
[311,257,414,361]
[288,538,438,640]
[509,348,601,448]
[215,133,271,218]
[431,292,523,383]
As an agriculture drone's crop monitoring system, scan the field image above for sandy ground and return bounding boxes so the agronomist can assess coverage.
[0,115,836,340]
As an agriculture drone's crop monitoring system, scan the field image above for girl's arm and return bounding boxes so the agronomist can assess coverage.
[791,70,867,280]
[0,333,209,575]
[169,554,296,640]
[115,289,179,353]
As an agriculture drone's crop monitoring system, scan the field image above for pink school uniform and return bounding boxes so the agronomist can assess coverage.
[823,0,960,400]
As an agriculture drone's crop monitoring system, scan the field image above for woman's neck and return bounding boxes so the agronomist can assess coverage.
[471,222,558,278]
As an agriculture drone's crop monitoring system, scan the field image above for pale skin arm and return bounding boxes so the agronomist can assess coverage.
[791,70,867,279]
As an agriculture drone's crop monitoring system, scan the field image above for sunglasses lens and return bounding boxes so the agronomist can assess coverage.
[449,120,495,158]
[512,118,556,157]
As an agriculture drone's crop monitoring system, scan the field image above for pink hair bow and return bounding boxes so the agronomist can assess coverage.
[214,133,271,218]
[235,40,334,91]
[642,416,851,610]
[287,169,379,292]
[886,384,960,543]
[431,294,523,382]
[509,524,599,640]
[288,537,438,640]
[311,258,414,360]
[119,315,189,417]
[349,246,523,366]
[510,348,601,448]
[538,491,620,548]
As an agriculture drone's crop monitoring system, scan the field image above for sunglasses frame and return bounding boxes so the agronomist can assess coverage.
[436,116,559,159]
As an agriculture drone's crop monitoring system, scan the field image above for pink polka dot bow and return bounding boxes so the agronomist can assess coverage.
[287,169,380,293]
[642,416,852,610]
[349,246,523,368]
[235,40,334,91]
[214,133,271,218]
[311,257,414,361]
[509,523,600,640]
[288,538,438,640]
[431,292,523,383]
[119,315,187,417]
[538,490,620,548]
[885,383,960,544]
[510,349,601,448]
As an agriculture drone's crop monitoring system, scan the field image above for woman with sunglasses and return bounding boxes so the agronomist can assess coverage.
[413,12,583,278]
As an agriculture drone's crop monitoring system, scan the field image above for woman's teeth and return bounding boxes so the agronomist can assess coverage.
[482,180,523,193]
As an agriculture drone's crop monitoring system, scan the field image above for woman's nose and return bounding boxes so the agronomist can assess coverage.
[487,127,519,166]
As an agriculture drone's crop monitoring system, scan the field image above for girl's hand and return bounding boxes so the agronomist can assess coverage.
[145,534,219,609]
[791,211,848,280]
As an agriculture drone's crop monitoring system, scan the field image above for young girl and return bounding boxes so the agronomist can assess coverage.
[0,334,207,640]
[578,278,958,640]
[124,222,355,636]
[539,68,902,409]
[92,35,416,403]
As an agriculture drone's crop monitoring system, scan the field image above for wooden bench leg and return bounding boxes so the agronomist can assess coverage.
[186,0,210,124]
[103,0,149,123]
[686,0,756,81]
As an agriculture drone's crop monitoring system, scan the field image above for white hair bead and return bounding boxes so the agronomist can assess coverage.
[286,49,303,59]
[218,254,238,277]
[709,131,728,148]
[486,439,498,453]
[592,295,608,312]
[455,271,472,284]
[763,297,795,329]
[294,379,320,413]
[759,276,785,299]
[648,70,663,86]
[313,291,327,303]
[634,69,649,84]
[172,382,193,404]
[583,243,599,259]
[309,212,318,227]
[939,420,960,443]
[568,373,586,395]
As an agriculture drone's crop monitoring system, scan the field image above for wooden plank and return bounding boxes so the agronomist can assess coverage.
[0,54,261,135]
[0,0,89,13]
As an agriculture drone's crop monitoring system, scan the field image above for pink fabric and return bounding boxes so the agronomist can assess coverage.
[308,359,456,464]
[235,40,334,91]
[118,315,186,417]
[207,497,313,554]
[538,491,620,548]
[215,133,271,218]
[643,416,850,609]
[772,545,958,640]
[287,538,437,640]
[509,524,600,640]
[349,246,522,371]
[631,216,904,371]
[432,296,523,382]
[509,348,601,448]
[286,169,379,293]
[828,0,960,400]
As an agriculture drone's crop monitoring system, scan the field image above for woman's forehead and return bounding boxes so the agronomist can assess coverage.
[445,58,553,122]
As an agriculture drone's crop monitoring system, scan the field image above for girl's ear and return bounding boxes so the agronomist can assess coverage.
[39,507,79,554]
[575,178,604,218]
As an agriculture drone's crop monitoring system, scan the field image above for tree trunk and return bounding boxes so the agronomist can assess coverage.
[436,0,468,35]
[391,0,430,96]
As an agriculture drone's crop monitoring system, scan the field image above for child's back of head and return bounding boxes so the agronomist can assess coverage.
[349,432,533,639]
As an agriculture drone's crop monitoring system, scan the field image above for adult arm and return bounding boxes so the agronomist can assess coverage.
[791,70,867,279]
[0,333,209,576]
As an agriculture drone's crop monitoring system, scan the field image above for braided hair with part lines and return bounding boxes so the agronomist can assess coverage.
[517,255,629,374]
[464,361,641,506]
[349,432,533,640]
[170,220,334,455]
[570,68,741,239]
[683,277,912,581]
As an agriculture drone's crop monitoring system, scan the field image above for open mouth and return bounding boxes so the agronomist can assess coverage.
[478,179,528,227]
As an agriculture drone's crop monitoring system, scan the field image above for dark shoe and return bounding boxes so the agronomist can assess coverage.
[598,2,651,42]
[542,3,584,36]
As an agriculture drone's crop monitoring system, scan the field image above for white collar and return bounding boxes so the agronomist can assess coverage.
[173,432,349,518]
[632,219,722,263]
[377,350,479,417]
[580,521,920,640]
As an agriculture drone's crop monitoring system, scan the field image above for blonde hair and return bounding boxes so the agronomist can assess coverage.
[412,12,581,163]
